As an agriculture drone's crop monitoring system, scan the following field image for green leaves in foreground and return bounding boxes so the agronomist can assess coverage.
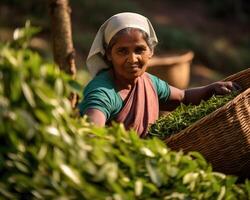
[1,41,250,199]
[149,92,238,139]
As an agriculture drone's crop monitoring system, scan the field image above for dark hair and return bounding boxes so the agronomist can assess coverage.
[103,28,155,64]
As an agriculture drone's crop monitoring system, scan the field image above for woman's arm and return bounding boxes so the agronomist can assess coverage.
[161,81,240,111]
[85,108,106,127]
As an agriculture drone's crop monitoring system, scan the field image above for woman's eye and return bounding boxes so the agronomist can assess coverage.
[135,47,146,54]
[117,48,128,55]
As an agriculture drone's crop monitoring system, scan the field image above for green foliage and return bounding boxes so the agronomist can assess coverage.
[12,20,41,49]
[154,25,249,73]
[155,26,201,52]
[0,36,250,199]
[149,92,238,139]
[71,0,143,28]
[203,0,250,22]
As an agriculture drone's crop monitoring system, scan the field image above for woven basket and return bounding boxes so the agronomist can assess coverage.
[164,68,250,178]
[147,51,194,89]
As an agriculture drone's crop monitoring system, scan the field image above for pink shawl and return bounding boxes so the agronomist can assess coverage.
[115,73,159,137]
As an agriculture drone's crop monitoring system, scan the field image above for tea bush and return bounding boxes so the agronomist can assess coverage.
[0,31,250,199]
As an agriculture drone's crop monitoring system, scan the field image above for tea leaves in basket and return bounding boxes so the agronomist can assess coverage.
[149,92,238,139]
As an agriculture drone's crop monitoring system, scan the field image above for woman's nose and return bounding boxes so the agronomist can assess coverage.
[127,52,138,63]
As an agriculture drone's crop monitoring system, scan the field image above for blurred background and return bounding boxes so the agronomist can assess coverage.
[1,0,250,87]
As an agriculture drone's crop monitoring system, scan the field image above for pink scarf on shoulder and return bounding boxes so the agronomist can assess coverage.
[115,73,159,137]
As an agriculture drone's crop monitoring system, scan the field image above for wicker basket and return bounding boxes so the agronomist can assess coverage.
[147,51,194,89]
[164,68,250,178]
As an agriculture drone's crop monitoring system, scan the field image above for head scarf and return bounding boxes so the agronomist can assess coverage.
[86,12,158,77]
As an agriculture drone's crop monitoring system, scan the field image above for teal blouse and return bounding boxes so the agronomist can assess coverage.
[78,70,171,121]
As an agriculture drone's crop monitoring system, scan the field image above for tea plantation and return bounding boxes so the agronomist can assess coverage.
[0,35,250,199]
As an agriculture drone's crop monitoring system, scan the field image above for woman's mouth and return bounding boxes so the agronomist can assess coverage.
[128,66,140,72]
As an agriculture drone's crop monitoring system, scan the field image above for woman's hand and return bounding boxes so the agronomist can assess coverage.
[160,81,241,111]
[209,81,241,95]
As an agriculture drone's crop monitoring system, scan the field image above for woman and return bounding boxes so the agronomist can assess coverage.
[78,12,239,137]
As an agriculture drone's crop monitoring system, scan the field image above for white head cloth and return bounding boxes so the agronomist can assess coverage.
[86,12,158,77]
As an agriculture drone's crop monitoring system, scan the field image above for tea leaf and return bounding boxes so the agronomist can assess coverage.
[21,82,36,107]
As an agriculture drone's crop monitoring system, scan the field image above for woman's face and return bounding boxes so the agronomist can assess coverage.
[107,29,153,81]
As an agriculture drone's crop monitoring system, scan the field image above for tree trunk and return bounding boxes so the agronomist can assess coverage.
[49,0,78,108]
